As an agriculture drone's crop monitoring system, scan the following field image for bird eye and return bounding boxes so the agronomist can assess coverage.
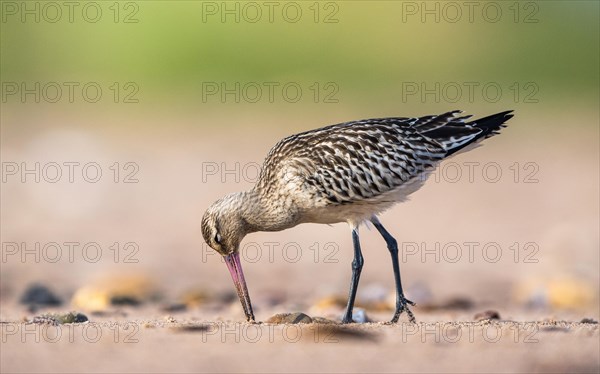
[214,233,222,244]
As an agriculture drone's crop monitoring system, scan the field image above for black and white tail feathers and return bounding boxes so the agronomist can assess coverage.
[414,110,514,157]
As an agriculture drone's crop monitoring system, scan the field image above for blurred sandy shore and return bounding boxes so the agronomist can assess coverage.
[1,111,599,373]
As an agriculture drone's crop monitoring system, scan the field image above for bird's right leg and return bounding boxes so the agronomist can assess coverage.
[341,227,364,323]
[371,216,416,323]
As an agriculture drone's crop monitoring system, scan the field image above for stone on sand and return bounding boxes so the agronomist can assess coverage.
[267,312,313,324]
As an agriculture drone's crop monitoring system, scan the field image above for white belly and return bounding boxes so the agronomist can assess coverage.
[298,172,430,226]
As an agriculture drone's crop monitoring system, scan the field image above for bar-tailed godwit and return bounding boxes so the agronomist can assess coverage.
[202,110,514,323]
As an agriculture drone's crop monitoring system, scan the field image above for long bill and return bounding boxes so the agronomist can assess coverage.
[224,252,255,322]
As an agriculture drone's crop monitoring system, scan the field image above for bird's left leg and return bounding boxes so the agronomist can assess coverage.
[341,227,364,323]
[371,216,416,323]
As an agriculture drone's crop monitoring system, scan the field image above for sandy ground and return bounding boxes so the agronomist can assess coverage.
[1,110,599,373]
[1,315,599,373]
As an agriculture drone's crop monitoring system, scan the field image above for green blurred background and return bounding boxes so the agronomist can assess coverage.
[1,0,598,119]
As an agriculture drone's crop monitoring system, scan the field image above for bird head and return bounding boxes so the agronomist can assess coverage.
[201,193,249,256]
[201,192,255,322]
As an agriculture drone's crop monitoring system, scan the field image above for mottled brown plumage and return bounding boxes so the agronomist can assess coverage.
[202,110,514,323]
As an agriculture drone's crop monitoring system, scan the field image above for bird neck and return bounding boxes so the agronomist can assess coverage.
[237,189,297,233]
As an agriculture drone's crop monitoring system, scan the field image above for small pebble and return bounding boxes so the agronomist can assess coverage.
[474,310,501,321]
[20,284,62,307]
[350,308,371,323]
[266,312,313,324]
[161,303,188,312]
[31,312,88,325]
[110,295,141,306]
[580,318,598,324]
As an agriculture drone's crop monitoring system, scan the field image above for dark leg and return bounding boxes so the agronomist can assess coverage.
[342,227,364,323]
[371,216,416,323]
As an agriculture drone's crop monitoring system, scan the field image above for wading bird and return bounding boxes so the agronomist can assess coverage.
[202,110,513,323]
